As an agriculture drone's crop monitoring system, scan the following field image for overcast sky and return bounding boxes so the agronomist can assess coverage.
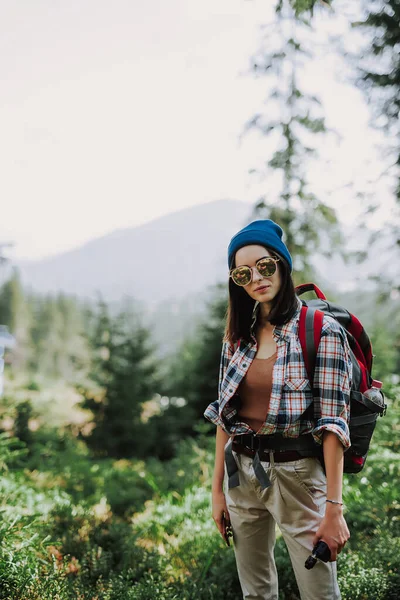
[0,0,396,261]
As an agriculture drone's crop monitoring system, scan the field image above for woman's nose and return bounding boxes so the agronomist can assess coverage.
[251,266,263,282]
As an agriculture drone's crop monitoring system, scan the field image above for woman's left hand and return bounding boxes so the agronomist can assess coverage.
[312,505,350,561]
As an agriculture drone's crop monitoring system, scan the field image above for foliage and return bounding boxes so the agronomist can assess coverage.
[0,431,29,470]
[165,284,227,432]
[245,0,342,280]
[0,385,398,598]
[13,400,35,448]
[1,1,398,596]
[29,293,91,380]
[351,0,400,372]
[0,271,91,381]
[0,269,32,369]
[282,0,333,17]
[79,300,159,459]
[355,0,400,201]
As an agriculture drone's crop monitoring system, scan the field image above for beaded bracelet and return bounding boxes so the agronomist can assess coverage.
[326,499,343,505]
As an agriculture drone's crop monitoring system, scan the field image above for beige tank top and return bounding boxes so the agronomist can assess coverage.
[237,351,277,433]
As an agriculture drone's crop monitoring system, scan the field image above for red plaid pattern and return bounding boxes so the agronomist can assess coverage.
[204,297,352,448]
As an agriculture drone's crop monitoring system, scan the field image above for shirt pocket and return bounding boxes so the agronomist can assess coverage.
[283,378,311,392]
[281,378,313,416]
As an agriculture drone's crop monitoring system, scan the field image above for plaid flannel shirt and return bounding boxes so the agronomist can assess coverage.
[204,296,352,448]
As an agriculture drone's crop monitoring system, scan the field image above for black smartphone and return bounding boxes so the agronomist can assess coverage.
[221,513,233,547]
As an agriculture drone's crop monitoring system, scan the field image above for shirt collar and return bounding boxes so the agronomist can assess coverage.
[250,296,302,342]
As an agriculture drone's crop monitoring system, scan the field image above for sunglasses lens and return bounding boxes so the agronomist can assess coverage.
[257,258,277,277]
[231,266,251,286]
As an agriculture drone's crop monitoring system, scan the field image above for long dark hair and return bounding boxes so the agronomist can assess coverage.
[223,247,298,346]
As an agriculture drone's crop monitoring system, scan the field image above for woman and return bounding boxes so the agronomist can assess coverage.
[204,219,352,600]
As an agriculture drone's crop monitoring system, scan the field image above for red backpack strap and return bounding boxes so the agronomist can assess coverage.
[296,283,326,300]
[298,305,324,386]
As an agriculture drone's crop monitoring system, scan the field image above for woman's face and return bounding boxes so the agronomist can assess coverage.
[234,244,282,305]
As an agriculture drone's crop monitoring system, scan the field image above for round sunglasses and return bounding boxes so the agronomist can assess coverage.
[229,256,280,286]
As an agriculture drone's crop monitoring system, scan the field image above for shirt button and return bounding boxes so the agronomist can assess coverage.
[229,389,233,393]
[243,363,247,368]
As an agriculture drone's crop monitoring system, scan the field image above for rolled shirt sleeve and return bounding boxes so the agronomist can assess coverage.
[311,317,353,449]
[203,340,234,430]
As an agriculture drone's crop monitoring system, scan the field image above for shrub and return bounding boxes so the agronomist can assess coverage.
[25,380,41,392]
[338,552,389,600]
[103,462,154,517]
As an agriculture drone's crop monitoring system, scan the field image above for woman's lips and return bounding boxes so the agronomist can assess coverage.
[254,285,270,292]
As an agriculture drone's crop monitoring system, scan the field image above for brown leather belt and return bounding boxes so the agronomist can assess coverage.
[232,441,303,463]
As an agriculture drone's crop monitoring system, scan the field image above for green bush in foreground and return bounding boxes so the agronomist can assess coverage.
[0,388,399,599]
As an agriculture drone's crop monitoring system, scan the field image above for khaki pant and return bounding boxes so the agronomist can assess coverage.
[223,448,341,600]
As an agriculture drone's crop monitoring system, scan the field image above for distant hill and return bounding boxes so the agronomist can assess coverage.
[17,198,380,304]
[16,198,392,356]
[18,199,253,307]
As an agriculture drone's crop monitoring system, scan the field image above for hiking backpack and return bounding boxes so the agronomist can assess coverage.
[296,283,387,473]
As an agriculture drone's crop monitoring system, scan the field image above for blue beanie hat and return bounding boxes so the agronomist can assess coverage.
[227,219,292,272]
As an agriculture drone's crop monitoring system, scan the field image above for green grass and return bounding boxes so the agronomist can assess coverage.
[0,387,399,599]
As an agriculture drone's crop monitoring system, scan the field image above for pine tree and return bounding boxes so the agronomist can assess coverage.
[28,292,91,381]
[245,0,342,281]
[80,301,159,458]
[165,284,227,430]
[30,295,66,378]
[356,0,400,200]
[0,269,32,369]
[354,0,400,369]
[355,0,400,269]
[55,293,91,380]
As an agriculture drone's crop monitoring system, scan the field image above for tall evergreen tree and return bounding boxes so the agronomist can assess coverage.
[80,301,159,458]
[28,292,91,381]
[0,269,32,369]
[245,0,342,281]
[355,0,400,273]
[354,0,400,370]
[356,0,400,201]
[165,284,227,429]
[56,293,91,380]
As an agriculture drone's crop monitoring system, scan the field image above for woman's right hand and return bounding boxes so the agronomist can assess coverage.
[212,488,231,540]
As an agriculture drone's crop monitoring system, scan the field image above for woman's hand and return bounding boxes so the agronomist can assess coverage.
[212,488,231,541]
[312,504,350,561]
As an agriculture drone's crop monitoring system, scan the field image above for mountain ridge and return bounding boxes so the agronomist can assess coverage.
[16,198,385,308]
[17,198,253,304]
